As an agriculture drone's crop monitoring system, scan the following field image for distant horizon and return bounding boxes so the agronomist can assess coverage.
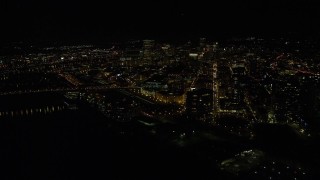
[2,31,320,47]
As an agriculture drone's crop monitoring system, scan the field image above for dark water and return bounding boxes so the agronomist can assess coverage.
[0,105,232,180]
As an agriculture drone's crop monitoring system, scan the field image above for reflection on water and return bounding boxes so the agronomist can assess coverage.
[0,93,68,119]
[0,105,66,118]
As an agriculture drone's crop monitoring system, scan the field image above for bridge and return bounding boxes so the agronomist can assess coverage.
[0,85,141,96]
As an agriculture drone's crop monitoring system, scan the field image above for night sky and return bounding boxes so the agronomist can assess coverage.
[1,0,320,43]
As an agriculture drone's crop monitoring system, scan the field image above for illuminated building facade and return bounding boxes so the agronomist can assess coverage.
[142,40,155,65]
[186,89,213,122]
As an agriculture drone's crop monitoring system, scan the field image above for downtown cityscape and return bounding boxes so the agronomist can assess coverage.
[1,37,320,179]
[2,0,320,179]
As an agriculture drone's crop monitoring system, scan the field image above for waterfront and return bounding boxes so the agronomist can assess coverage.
[1,92,319,179]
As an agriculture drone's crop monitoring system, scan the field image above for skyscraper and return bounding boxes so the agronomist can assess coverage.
[186,89,213,122]
[231,64,246,108]
[142,40,155,65]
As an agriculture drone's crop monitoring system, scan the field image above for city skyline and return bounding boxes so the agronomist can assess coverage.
[1,1,320,179]
[1,34,320,179]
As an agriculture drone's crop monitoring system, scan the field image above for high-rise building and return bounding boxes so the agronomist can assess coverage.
[142,40,155,65]
[186,89,213,122]
[121,40,143,67]
[231,64,246,108]
[199,38,206,50]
